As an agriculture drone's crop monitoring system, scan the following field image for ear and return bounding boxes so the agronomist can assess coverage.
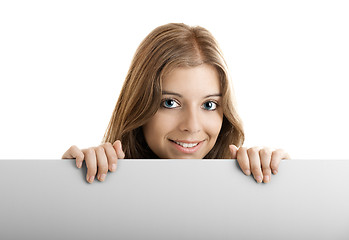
[229,144,238,159]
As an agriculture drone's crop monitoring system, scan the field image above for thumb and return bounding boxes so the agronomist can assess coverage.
[229,144,238,159]
[113,140,125,159]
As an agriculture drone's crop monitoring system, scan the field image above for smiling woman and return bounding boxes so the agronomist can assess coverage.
[143,64,225,159]
[62,23,290,184]
[102,23,245,159]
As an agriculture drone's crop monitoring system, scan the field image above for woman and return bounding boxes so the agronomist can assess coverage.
[62,23,290,183]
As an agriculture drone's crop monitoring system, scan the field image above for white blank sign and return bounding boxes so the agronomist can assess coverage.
[0,159,348,239]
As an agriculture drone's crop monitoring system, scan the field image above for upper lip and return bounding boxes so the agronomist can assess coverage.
[170,139,204,144]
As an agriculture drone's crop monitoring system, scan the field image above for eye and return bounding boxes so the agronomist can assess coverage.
[202,101,217,111]
[161,99,180,109]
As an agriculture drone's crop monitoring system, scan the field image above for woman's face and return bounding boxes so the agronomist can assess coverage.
[142,64,224,159]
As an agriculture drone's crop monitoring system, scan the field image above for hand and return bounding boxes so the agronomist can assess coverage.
[229,145,290,183]
[62,140,125,183]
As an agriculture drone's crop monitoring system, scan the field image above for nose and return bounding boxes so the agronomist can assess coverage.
[178,106,201,134]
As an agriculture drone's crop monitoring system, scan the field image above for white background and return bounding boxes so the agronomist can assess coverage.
[0,0,348,159]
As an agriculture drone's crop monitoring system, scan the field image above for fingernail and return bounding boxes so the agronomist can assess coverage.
[88,176,94,183]
[264,175,270,183]
[273,170,278,175]
[77,162,82,168]
[245,170,251,176]
[256,176,263,183]
[111,164,117,171]
[100,174,106,181]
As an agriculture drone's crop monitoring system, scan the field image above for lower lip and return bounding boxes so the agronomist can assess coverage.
[170,140,204,154]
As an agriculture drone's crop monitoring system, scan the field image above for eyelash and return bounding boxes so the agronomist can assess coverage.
[160,98,219,111]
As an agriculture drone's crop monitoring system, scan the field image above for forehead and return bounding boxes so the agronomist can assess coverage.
[162,64,221,94]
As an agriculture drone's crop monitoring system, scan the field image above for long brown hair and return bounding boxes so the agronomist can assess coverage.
[102,23,244,158]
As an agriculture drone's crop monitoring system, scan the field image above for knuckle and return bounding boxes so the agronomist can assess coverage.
[87,166,97,174]
[247,147,259,155]
[94,146,105,154]
[104,151,117,164]
[85,148,95,156]
[98,167,109,174]
[260,148,272,158]
[261,163,270,170]
[251,166,261,173]
[72,147,84,160]
[272,149,282,157]
[102,142,113,149]
[109,155,118,164]
[79,152,85,159]
[69,145,77,151]
[76,153,84,162]
[104,146,118,163]
[238,146,247,154]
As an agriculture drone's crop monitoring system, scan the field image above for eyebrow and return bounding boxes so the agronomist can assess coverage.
[162,91,222,99]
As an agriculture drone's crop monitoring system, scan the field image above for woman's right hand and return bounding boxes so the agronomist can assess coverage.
[62,140,125,183]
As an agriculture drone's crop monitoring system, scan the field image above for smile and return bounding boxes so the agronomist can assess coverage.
[173,141,199,148]
[169,139,204,154]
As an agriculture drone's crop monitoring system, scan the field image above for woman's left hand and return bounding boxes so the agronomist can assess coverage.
[229,145,291,183]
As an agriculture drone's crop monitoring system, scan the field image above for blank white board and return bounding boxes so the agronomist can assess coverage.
[0,159,348,239]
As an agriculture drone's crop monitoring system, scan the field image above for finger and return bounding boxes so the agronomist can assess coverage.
[82,148,97,183]
[270,149,290,175]
[229,144,238,159]
[95,146,109,182]
[282,150,291,160]
[113,140,125,159]
[259,148,273,183]
[247,147,263,183]
[102,142,118,172]
[62,145,84,169]
[236,147,251,176]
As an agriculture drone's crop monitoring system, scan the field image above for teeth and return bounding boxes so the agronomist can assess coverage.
[174,141,199,148]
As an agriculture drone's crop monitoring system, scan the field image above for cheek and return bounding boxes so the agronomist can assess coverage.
[205,112,223,138]
[143,112,178,147]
